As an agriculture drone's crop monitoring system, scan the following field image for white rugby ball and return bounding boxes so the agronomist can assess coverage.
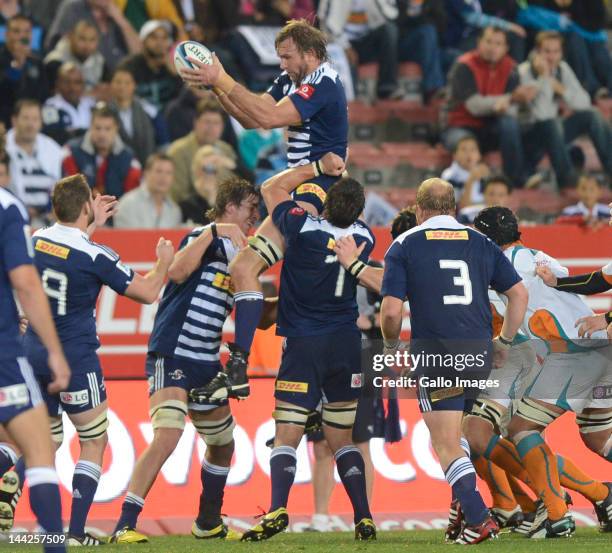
[174,40,213,73]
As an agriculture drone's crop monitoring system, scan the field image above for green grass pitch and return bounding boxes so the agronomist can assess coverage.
[3,528,609,552]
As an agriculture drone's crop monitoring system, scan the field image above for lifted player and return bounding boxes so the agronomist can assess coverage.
[180,19,348,402]
[22,174,175,546]
[0,186,70,553]
[192,153,376,541]
[111,178,260,544]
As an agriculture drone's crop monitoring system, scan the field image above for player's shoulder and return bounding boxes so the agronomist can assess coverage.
[353,218,375,244]
[35,224,120,263]
[0,188,28,222]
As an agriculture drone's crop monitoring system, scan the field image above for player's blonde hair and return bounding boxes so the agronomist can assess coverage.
[416,178,456,215]
[275,19,328,62]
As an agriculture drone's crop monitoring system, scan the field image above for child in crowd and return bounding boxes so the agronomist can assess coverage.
[458,174,512,224]
[558,174,610,226]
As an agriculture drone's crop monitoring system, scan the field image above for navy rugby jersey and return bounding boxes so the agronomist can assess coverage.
[267,62,348,167]
[148,225,237,364]
[272,200,374,337]
[0,188,33,360]
[24,224,134,369]
[382,215,521,340]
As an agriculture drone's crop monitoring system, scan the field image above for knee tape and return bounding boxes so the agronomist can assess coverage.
[272,404,310,426]
[576,410,612,435]
[74,411,108,441]
[248,234,283,268]
[49,418,64,444]
[467,399,504,432]
[193,413,235,446]
[515,398,561,427]
[149,400,188,430]
[322,402,358,430]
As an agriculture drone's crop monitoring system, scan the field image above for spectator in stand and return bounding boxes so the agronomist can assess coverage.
[0,15,50,128]
[458,174,512,224]
[109,67,163,165]
[5,100,63,227]
[0,151,9,188]
[118,20,183,113]
[167,97,237,203]
[42,63,96,145]
[62,102,141,199]
[44,20,111,95]
[0,0,44,53]
[441,135,489,207]
[25,0,64,32]
[318,0,403,100]
[557,174,610,225]
[481,0,525,61]
[524,0,611,99]
[179,144,236,225]
[442,0,527,63]
[518,31,612,187]
[46,0,141,71]
[238,127,284,178]
[113,0,185,35]
[443,26,539,188]
[397,0,446,103]
[114,152,182,228]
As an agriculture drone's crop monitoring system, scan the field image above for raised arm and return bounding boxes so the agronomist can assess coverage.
[214,90,273,130]
[124,238,175,304]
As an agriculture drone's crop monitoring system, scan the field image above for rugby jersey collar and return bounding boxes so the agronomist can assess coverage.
[419,215,465,229]
[53,223,89,240]
[301,61,330,85]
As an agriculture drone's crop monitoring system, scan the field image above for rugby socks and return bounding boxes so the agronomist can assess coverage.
[453,437,471,502]
[269,446,297,511]
[509,476,536,513]
[69,461,101,538]
[484,435,538,494]
[0,443,17,475]
[233,292,264,353]
[115,492,145,532]
[516,433,567,520]
[26,467,65,552]
[557,455,608,503]
[335,446,372,523]
[445,456,489,526]
[197,459,229,529]
[472,455,517,511]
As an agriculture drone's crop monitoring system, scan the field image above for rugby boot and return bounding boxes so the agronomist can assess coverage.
[109,526,148,544]
[241,507,288,541]
[67,532,105,546]
[492,505,524,530]
[354,518,377,540]
[594,482,612,532]
[0,470,20,531]
[445,499,463,542]
[191,521,242,540]
[455,515,499,544]
[528,515,575,539]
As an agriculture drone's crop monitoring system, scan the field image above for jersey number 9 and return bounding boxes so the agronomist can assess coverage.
[42,268,68,316]
[439,259,472,305]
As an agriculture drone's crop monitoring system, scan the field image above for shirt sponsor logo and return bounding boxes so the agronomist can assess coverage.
[212,272,231,291]
[60,389,89,406]
[275,380,309,393]
[327,238,336,250]
[0,384,29,407]
[289,207,305,216]
[425,230,469,241]
[35,239,70,259]
[170,369,185,381]
[351,373,363,388]
[295,84,315,100]
[295,183,326,203]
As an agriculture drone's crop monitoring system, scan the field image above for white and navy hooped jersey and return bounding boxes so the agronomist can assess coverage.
[148,225,237,364]
[272,200,375,337]
[267,62,348,168]
[24,224,134,367]
[0,188,33,361]
[382,215,521,340]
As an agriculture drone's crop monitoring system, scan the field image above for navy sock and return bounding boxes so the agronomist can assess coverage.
[0,443,17,475]
[197,459,229,529]
[114,492,144,532]
[445,456,488,525]
[68,461,101,537]
[335,446,372,523]
[269,446,297,511]
[15,456,25,484]
[26,467,65,553]
[233,292,264,353]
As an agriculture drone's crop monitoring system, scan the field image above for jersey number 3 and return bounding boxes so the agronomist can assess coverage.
[439,260,472,305]
[42,268,68,316]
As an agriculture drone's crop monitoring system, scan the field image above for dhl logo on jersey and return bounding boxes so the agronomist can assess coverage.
[295,183,326,203]
[212,272,231,292]
[425,230,469,240]
[275,380,309,393]
[35,239,70,259]
[327,238,336,250]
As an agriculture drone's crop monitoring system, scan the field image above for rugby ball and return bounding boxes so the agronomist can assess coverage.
[174,40,213,72]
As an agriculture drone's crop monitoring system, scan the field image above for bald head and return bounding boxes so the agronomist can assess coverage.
[415,178,456,223]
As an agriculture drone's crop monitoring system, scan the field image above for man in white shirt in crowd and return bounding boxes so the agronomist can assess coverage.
[43,62,96,144]
[114,152,182,229]
[5,99,62,226]
[518,30,612,187]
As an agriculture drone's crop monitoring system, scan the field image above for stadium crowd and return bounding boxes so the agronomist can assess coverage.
[0,0,611,231]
